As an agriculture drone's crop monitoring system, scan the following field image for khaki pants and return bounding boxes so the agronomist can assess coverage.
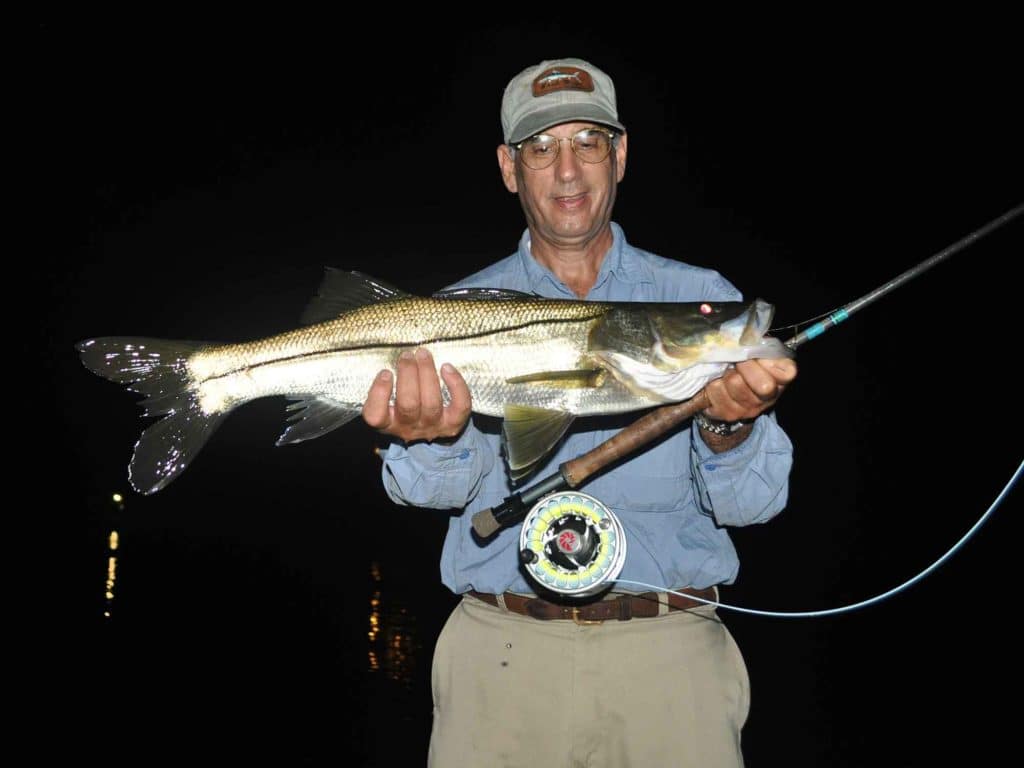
[428,592,750,768]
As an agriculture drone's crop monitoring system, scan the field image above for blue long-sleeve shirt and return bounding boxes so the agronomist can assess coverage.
[380,222,793,594]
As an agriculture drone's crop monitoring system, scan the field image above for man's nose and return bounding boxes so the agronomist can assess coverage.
[554,137,583,179]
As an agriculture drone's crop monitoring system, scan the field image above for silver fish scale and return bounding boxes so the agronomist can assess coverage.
[424,326,644,417]
[189,298,611,378]
[188,298,631,418]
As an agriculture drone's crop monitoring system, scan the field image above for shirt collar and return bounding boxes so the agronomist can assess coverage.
[515,222,651,298]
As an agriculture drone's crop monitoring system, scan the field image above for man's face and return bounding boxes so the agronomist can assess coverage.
[497,122,628,251]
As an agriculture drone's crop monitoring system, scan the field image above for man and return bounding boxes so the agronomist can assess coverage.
[363,57,797,767]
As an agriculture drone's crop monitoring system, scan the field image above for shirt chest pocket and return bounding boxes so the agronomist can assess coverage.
[584,430,691,513]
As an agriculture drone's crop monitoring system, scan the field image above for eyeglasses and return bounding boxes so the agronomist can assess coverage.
[513,128,617,170]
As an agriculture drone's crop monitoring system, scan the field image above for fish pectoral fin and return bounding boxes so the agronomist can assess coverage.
[505,369,606,388]
[276,396,362,445]
[501,405,576,482]
[299,269,412,325]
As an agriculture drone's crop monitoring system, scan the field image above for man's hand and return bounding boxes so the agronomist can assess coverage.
[703,357,798,422]
[362,347,472,443]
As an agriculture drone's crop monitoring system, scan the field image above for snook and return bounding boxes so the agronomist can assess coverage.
[77,270,792,494]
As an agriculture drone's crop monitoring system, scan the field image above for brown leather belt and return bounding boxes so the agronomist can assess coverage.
[466,587,717,623]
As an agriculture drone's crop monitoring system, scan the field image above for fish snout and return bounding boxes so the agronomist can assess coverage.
[737,299,776,346]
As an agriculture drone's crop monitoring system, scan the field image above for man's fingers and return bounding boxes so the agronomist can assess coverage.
[440,363,472,434]
[722,370,762,411]
[702,377,732,420]
[362,369,393,429]
[704,356,795,421]
[415,348,444,424]
[758,357,798,385]
[393,349,421,424]
[734,360,779,402]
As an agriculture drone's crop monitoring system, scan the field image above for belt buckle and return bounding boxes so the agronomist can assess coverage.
[571,606,604,626]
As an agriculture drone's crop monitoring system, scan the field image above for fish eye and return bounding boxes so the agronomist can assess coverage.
[699,303,713,315]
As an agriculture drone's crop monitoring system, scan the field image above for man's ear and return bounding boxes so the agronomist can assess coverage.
[615,132,627,182]
[497,145,518,193]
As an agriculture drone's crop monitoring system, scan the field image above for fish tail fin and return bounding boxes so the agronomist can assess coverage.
[76,337,226,494]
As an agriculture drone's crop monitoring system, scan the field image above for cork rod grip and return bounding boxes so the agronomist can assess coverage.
[561,391,710,487]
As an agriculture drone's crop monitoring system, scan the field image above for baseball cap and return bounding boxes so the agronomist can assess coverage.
[500,57,626,145]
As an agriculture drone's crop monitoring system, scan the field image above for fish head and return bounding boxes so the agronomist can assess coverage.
[647,296,790,370]
[588,299,792,404]
[650,298,791,368]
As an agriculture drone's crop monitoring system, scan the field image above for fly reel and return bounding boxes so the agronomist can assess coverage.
[518,491,627,597]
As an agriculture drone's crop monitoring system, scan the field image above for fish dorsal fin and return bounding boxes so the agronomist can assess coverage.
[506,369,607,387]
[432,287,537,301]
[501,405,576,482]
[276,395,363,445]
[300,269,411,325]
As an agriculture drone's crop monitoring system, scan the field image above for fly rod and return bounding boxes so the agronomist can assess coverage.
[471,202,1023,538]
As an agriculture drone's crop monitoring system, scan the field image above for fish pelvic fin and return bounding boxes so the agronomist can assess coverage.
[76,337,225,495]
[277,396,362,445]
[501,405,576,483]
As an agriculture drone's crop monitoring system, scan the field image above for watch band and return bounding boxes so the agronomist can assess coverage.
[692,411,749,436]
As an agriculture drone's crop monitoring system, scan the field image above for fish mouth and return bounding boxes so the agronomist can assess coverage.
[710,299,791,360]
[728,299,793,360]
[736,299,775,346]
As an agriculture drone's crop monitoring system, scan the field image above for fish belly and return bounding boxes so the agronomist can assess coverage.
[194,348,392,415]
[431,330,656,418]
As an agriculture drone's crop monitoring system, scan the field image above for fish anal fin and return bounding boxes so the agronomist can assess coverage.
[506,369,606,388]
[277,395,362,445]
[501,405,576,482]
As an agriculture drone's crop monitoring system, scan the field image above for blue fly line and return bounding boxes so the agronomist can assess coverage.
[617,457,1022,618]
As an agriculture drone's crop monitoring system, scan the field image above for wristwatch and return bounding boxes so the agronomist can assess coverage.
[692,411,749,436]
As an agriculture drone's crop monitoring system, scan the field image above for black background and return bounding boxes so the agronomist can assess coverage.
[29,15,1022,767]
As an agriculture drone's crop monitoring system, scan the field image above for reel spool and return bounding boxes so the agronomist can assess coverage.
[518,491,627,597]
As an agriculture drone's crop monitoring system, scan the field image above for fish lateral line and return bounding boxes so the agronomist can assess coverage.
[193,313,610,382]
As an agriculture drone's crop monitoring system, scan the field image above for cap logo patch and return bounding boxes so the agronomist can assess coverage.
[532,66,594,97]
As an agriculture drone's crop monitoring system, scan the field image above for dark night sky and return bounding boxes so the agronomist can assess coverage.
[28,16,1023,767]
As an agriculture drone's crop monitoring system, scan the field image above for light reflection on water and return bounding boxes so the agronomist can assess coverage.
[367,560,419,686]
[95,490,427,693]
[104,531,118,618]
[104,494,125,618]
[83,489,442,765]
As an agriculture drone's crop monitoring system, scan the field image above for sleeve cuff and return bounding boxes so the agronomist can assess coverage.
[381,423,480,468]
[692,413,769,466]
